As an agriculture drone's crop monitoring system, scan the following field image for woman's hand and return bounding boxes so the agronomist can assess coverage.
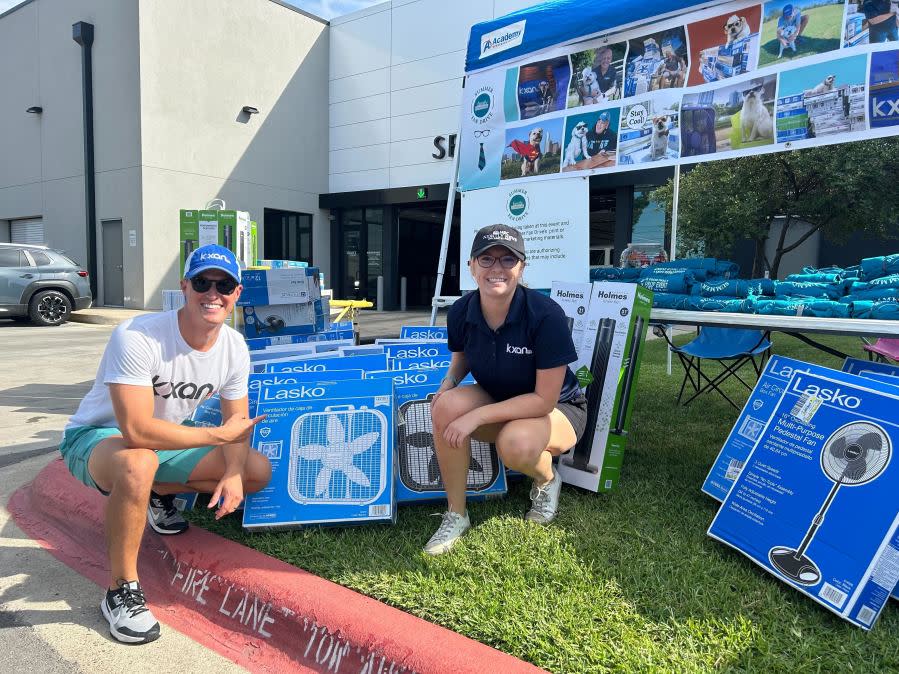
[443,410,483,449]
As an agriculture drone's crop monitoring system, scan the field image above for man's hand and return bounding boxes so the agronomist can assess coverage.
[212,414,266,445]
[208,473,244,520]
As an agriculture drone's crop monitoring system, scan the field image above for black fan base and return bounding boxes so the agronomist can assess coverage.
[561,454,599,474]
[769,546,821,586]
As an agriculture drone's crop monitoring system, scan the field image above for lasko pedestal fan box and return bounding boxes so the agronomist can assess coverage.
[243,378,396,530]
[702,357,899,502]
[394,382,506,504]
[556,282,652,492]
[708,371,899,630]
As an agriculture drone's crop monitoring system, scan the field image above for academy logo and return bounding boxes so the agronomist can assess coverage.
[479,20,526,59]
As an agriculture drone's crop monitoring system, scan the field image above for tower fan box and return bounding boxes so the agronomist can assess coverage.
[179,209,256,271]
[552,282,652,493]
[394,382,506,503]
[243,378,396,530]
[708,371,899,630]
[702,357,899,502]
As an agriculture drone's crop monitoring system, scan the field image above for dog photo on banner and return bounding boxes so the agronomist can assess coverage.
[562,108,620,171]
[567,40,628,107]
[516,56,571,120]
[624,26,690,96]
[759,0,844,66]
[687,5,763,85]
[619,91,680,164]
[502,117,564,179]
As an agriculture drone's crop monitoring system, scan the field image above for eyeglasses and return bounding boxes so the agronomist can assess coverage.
[473,129,491,138]
[476,254,519,269]
[190,276,238,295]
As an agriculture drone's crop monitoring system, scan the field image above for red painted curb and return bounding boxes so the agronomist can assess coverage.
[9,459,545,674]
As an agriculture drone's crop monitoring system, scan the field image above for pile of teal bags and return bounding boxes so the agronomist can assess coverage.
[588,254,899,319]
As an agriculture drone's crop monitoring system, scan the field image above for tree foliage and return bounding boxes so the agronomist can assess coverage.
[653,138,899,277]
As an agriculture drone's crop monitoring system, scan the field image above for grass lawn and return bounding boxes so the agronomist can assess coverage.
[188,334,899,673]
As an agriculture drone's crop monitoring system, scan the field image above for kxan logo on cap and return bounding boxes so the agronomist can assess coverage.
[479,20,526,58]
[200,252,231,262]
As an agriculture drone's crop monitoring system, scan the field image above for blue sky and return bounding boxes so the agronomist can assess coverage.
[0,0,387,20]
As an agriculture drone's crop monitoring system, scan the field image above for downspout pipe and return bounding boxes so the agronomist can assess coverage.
[73,21,97,297]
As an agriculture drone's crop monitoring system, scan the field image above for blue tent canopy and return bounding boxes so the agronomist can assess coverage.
[466,0,721,73]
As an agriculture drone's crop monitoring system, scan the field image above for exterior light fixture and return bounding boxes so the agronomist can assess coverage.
[242,106,259,114]
[26,106,43,114]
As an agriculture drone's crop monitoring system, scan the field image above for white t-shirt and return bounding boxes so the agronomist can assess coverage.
[67,311,250,430]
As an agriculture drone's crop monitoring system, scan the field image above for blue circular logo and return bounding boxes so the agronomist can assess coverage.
[472,92,492,119]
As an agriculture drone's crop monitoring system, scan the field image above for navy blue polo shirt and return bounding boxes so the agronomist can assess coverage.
[447,286,581,404]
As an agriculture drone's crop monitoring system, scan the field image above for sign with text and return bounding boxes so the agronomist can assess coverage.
[460,176,589,290]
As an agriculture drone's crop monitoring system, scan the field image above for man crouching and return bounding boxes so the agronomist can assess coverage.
[59,244,270,644]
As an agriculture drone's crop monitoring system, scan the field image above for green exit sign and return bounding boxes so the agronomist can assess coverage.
[416,187,428,200]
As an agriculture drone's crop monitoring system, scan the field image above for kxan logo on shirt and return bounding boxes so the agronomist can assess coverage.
[152,375,214,400]
[506,343,533,355]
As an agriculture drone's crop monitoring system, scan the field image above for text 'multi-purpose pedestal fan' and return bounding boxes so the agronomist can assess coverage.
[768,421,892,586]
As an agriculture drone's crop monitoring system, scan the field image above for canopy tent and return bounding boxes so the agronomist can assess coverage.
[431,0,899,324]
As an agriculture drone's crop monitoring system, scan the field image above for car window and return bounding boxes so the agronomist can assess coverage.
[29,250,53,266]
[58,253,80,266]
[0,248,25,267]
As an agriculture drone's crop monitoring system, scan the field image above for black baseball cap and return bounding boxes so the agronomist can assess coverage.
[470,224,526,261]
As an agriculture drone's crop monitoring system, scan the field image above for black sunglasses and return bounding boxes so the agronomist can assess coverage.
[476,254,519,269]
[190,276,238,295]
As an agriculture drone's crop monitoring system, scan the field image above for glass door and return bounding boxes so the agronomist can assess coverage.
[342,209,362,299]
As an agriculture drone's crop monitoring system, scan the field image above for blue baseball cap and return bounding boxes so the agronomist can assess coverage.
[783,4,793,15]
[598,111,611,122]
[184,244,241,283]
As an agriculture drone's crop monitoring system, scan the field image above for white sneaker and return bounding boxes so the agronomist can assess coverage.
[526,469,562,524]
[100,580,160,644]
[423,510,470,556]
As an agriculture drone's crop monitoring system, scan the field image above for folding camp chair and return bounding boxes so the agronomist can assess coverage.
[671,328,771,410]
[863,338,899,364]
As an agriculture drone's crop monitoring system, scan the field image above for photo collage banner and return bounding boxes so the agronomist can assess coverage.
[459,0,899,191]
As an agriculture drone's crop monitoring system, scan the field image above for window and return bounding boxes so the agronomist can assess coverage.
[263,209,313,263]
[29,250,52,266]
[0,248,25,267]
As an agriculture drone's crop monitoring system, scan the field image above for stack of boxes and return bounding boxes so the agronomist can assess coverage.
[179,209,257,270]
[238,266,330,339]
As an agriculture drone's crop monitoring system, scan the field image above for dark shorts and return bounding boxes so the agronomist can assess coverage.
[555,395,589,444]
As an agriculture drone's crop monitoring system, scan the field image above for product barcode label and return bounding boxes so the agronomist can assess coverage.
[856,605,876,626]
[368,504,390,517]
[818,582,848,608]
[258,441,283,460]
[791,393,822,423]
[725,459,744,481]
[604,480,613,490]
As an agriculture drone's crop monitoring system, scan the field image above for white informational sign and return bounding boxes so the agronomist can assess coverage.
[460,176,589,290]
[128,229,137,247]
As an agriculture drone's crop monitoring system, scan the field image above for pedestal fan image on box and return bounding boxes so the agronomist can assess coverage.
[288,406,388,505]
[769,421,891,586]
[398,394,501,496]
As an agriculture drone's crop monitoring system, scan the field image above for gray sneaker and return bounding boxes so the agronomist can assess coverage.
[423,510,471,556]
[525,469,562,524]
[100,580,160,644]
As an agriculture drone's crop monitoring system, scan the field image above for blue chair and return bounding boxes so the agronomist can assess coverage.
[671,328,771,409]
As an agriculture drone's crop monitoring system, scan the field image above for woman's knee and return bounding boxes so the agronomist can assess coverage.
[431,389,471,430]
[243,451,272,493]
[495,424,544,467]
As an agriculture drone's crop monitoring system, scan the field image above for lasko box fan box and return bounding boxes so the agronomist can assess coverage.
[843,357,899,379]
[400,325,448,340]
[708,371,899,630]
[394,381,507,503]
[243,378,396,530]
[267,353,388,374]
[702,357,899,502]
[555,282,653,492]
[245,329,355,351]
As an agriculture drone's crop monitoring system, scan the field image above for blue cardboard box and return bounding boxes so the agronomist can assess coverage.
[254,259,308,268]
[338,345,386,357]
[702,357,899,501]
[242,302,327,338]
[245,330,354,350]
[388,354,453,370]
[267,353,388,374]
[237,267,321,306]
[383,342,450,360]
[399,326,448,340]
[394,382,506,503]
[708,371,899,629]
[243,378,395,529]
[843,357,899,379]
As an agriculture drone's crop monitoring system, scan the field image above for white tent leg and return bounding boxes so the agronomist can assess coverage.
[430,139,462,327]
[666,166,681,377]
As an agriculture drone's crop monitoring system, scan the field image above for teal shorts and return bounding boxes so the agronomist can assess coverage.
[59,425,216,494]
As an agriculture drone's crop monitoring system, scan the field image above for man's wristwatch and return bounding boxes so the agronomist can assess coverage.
[442,373,459,388]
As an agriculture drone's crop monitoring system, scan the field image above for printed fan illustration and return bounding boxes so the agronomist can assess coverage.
[768,421,891,586]
[288,406,388,505]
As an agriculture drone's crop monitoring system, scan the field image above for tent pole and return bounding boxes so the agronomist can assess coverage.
[430,123,462,327]
[666,165,681,376]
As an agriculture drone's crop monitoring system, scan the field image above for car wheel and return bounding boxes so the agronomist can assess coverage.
[28,290,72,326]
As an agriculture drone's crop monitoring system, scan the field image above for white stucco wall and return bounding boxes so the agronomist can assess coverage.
[138,0,329,308]
[327,0,544,193]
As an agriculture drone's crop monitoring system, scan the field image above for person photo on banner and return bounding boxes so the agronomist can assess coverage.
[562,109,619,171]
[517,56,571,120]
[624,28,689,96]
[861,0,899,43]
[421,224,589,556]
[567,44,626,107]
[759,0,843,66]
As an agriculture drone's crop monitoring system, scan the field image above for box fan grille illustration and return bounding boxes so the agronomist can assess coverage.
[398,394,500,492]
[288,405,388,505]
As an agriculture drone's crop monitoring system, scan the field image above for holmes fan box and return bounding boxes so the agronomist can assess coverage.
[708,371,899,630]
[243,378,395,530]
